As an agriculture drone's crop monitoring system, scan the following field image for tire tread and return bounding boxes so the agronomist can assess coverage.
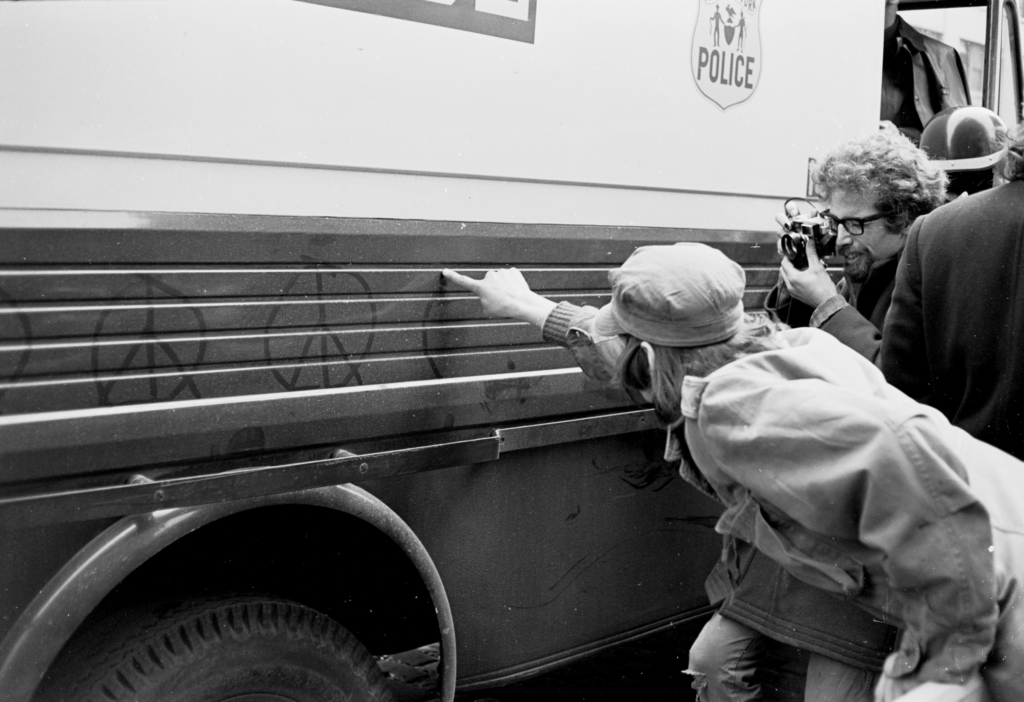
[55,596,393,702]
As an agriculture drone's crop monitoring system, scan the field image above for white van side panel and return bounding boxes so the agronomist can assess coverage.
[0,0,882,226]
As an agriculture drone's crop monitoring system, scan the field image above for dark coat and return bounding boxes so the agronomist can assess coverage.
[764,255,900,365]
[882,181,1024,460]
[819,258,898,364]
[882,16,972,140]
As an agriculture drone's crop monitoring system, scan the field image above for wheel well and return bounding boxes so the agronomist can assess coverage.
[77,504,440,655]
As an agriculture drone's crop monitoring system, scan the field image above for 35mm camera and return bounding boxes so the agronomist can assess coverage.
[780,212,837,270]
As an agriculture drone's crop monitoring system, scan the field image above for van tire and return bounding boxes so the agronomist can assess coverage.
[59,596,395,702]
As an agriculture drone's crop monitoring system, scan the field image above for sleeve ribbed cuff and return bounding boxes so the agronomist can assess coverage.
[810,295,849,329]
[541,301,583,346]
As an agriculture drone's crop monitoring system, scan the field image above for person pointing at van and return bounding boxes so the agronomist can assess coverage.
[442,246,1023,701]
[451,246,900,701]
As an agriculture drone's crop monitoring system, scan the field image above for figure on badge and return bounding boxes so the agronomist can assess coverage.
[737,14,746,52]
[711,5,723,47]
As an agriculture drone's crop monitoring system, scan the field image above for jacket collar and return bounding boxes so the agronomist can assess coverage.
[865,252,901,283]
[680,376,708,420]
[895,16,929,53]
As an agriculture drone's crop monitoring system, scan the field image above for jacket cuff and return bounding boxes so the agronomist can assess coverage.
[884,638,979,686]
[810,295,849,328]
[541,301,584,347]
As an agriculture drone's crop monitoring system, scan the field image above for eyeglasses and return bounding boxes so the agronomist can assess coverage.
[820,210,889,236]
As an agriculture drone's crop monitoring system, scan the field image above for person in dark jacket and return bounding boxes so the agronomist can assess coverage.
[882,125,1024,460]
[880,0,972,143]
[766,129,947,364]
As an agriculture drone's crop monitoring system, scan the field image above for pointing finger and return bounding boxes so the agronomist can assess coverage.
[441,268,482,293]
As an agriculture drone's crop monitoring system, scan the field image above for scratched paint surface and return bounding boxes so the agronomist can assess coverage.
[364,428,725,683]
[0,214,749,689]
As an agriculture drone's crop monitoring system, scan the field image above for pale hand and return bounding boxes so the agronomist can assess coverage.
[441,267,557,328]
[874,673,922,702]
[873,658,985,702]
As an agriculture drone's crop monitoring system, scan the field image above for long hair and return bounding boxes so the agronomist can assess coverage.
[618,312,787,424]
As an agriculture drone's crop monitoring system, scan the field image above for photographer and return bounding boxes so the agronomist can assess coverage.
[688,129,947,701]
[766,130,947,363]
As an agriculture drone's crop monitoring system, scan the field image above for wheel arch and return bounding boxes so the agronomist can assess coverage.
[0,484,456,702]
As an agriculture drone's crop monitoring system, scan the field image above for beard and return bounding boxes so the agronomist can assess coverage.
[840,245,874,284]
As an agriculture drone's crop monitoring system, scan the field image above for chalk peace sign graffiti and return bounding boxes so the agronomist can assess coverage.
[91,276,206,406]
[263,266,377,391]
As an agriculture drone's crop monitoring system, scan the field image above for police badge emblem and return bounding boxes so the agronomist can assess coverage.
[692,0,761,109]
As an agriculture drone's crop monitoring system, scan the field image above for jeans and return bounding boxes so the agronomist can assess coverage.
[687,613,878,702]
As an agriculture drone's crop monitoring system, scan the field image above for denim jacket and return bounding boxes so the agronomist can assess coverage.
[682,328,1003,685]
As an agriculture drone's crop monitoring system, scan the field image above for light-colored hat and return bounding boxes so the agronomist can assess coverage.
[592,243,745,347]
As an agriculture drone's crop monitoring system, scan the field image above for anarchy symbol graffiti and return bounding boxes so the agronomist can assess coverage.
[263,265,377,391]
[92,276,207,406]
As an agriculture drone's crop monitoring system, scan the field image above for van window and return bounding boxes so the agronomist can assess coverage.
[881,5,981,142]
[899,6,988,105]
[899,2,1022,128]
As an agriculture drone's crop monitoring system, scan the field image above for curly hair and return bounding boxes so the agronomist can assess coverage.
[1000,123,1024,183]
[813,130,947,233]
[618,313,787,424]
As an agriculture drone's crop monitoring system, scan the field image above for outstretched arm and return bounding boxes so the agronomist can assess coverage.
[441,268,557,328]
[442,267,627,384]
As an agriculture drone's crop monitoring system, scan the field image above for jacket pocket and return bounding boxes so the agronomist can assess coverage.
[750,499,866,597]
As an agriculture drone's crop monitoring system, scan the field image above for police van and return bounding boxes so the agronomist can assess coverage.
[0,1,1020,701]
